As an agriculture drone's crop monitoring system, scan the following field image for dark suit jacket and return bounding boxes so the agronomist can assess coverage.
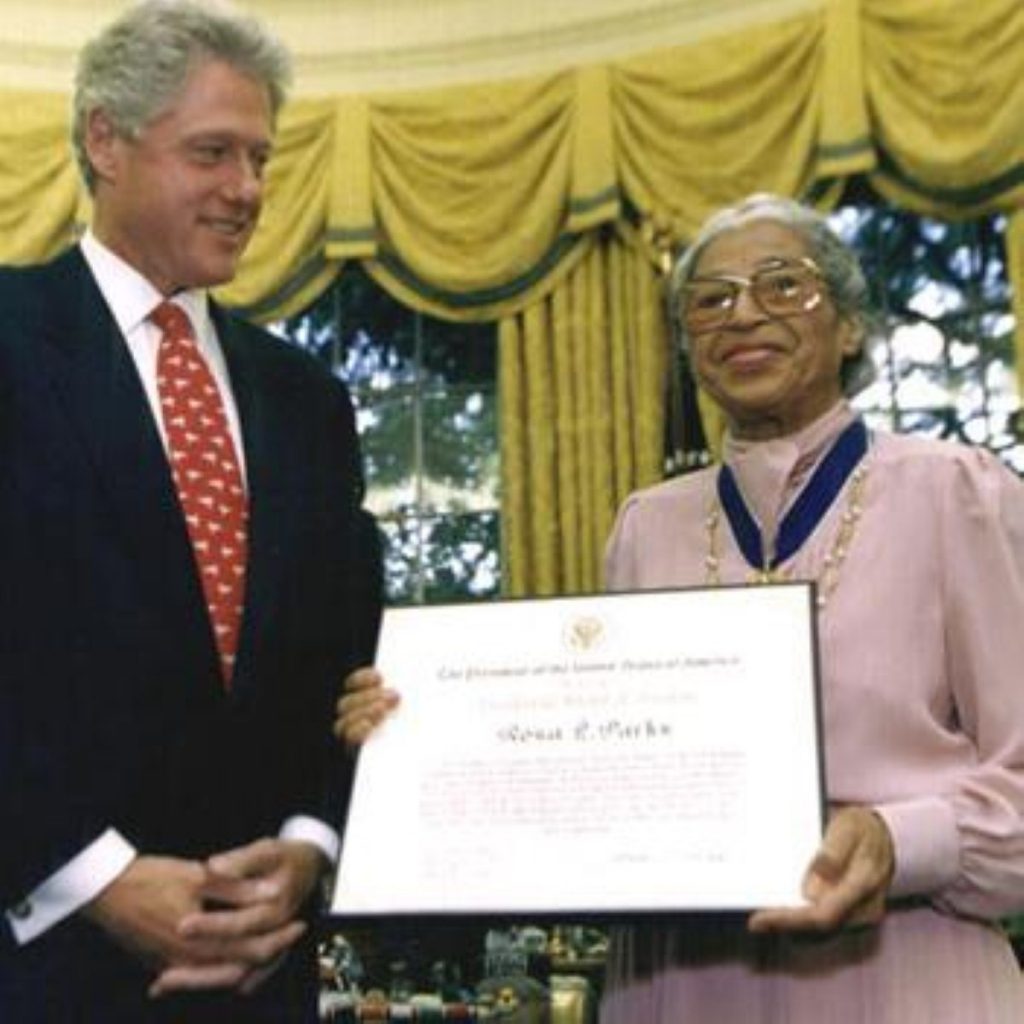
[0,248,380,1021]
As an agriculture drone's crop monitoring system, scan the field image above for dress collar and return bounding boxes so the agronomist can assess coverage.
[722,401,858,540]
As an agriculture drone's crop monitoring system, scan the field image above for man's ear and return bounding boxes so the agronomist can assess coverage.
[83,108,120,186]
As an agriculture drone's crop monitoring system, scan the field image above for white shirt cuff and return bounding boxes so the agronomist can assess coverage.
[280,815,340,865]
[5,829,136,945]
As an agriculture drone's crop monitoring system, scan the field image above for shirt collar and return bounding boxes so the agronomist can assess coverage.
[79,230,211,338]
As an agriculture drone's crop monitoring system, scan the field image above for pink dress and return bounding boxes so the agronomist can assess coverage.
[601,402,1024,1023]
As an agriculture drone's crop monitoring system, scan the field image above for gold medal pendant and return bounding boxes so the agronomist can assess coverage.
[749,567,789,585]
[709,419,870,606]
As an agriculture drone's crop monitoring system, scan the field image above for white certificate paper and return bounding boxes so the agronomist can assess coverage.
[331,584,824,917]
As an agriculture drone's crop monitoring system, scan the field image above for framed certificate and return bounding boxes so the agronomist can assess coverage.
[330,584,825,918]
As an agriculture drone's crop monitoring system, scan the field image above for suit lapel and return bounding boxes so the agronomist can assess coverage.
[38,249,222,686]
[214,308,288,687]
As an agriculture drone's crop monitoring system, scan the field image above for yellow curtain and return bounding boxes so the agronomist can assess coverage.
[861,0,1024,218]
[0,2,1019,310]
[1,2,1018,322]
[500,230,668,595]
[224,99,341,319]
[613,11,826,240]
[1008,211,1024,402]
[0,91,80,262]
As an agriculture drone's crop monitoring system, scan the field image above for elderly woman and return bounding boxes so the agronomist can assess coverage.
[598,193,1024,1022]
[337,194,1024,1022]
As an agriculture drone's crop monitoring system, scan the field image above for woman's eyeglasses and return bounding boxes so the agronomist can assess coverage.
[680,257,825,333]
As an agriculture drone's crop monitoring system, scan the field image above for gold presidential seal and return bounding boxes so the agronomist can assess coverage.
[563,614,605,652]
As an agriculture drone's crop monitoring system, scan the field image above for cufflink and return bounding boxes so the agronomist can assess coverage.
[9,900,32,920]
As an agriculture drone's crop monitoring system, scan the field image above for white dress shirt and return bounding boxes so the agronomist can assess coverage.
[5,234,339,945]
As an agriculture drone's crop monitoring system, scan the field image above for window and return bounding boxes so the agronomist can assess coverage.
[273,265,500,604]
[830,201,1022,472]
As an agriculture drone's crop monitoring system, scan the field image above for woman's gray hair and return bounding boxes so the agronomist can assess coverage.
[669,193,877,395]
[72,0,292,192]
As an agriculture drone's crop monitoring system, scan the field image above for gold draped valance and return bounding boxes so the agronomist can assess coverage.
[0,0,1020,593]
[2,0,1019,315]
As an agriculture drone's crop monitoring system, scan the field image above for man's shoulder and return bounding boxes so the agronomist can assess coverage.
[214,304,350,397]
[0,248,93,341]
[0,247,89,309]
[215,306,318,366]
[0,246,84,286]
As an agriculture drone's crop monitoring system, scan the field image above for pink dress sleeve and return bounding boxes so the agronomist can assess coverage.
[876,447,1024,919]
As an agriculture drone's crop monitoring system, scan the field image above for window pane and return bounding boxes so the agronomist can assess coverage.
[420,511,501,602]
[831,203,1021,471]
[358,396,417,516]
[337,268,418,389]
[421,316,497,389]
[378,511,501,605]
[422,390,499,513]
[270,286,336,370]
[376,514,420,605]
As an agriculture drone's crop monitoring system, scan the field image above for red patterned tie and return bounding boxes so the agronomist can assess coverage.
[152,301,248,686]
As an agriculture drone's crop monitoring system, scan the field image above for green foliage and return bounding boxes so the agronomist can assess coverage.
[832,199,1020,468]
[379,511,501,604]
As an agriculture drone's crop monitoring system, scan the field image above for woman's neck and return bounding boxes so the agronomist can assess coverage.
[727,395,849,443]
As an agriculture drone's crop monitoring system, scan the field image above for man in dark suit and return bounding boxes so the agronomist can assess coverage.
[0,2,377,1020]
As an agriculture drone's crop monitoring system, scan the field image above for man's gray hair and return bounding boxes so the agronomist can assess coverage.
[73,0,292,191]
[669,193,877,394]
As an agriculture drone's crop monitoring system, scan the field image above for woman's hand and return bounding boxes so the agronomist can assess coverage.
[747,805,895,935]
[333,667,399,751]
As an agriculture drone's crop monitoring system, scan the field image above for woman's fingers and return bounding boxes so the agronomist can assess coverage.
[333,667,399,746]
